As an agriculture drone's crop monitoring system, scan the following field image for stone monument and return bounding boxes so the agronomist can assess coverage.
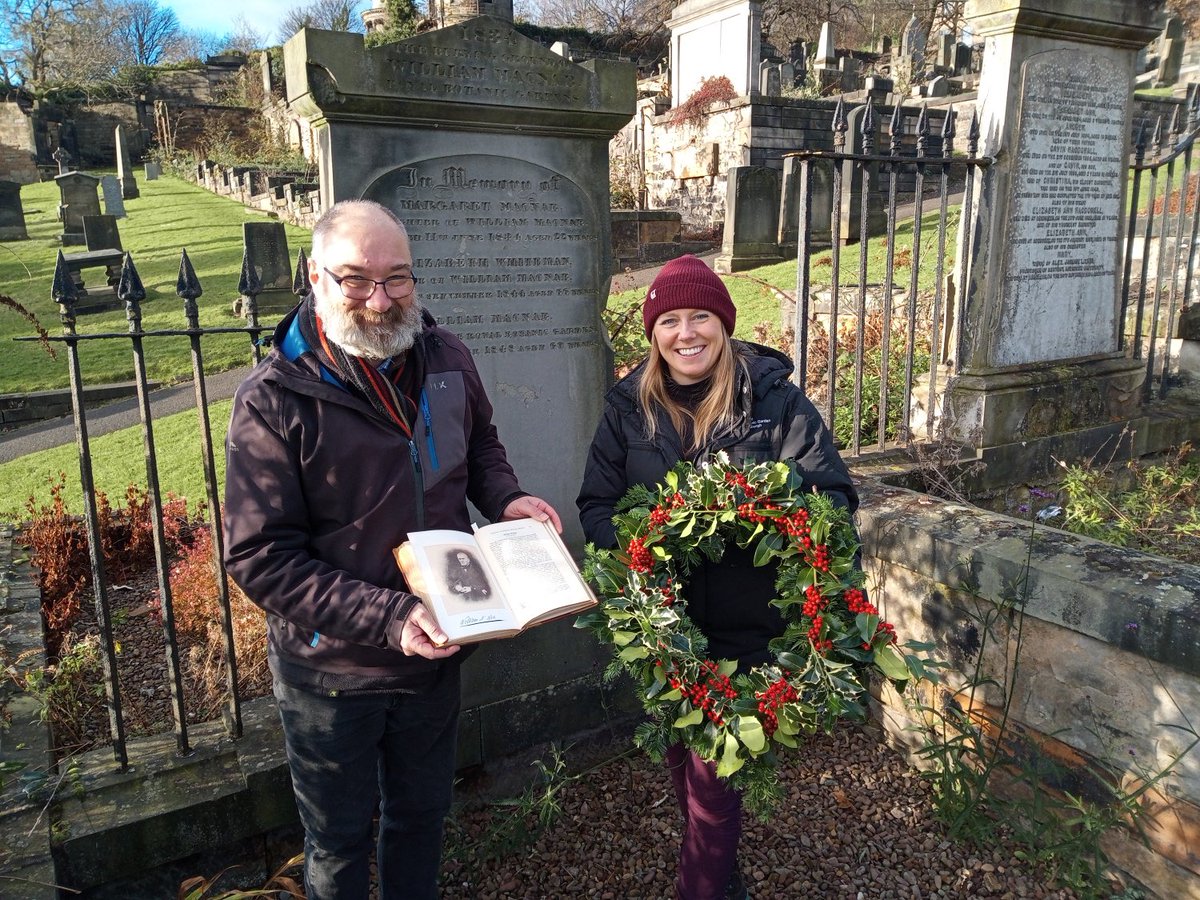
[54,171,101,246]
[715,165,782,272]
[944,0,1162,477]
[100,175,126,218]
[115,125,139,200]
[0,180,29,240]
[240,221,296,315]
[812,20,842,92]
[285,21,635,760]
[666,0,762,105]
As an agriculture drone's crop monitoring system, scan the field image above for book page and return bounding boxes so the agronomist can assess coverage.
[474,519,594,628]
[397,530,520,641]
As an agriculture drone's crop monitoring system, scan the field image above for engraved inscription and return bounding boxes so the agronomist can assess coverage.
[997,51,1126,366]
[363,156,600,357]
[377,26,586,106]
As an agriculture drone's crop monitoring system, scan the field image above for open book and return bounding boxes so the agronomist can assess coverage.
[393,517,597,645]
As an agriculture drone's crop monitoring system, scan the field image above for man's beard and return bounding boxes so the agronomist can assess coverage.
[315,292,424,360]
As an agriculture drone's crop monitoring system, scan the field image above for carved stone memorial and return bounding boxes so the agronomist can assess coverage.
[55,171,101,246]
[242,221,296,315]
[100,175,126,218]
[0,180,28,240]
[285,22,634,759]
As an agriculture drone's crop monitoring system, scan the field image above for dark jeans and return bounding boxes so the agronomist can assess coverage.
[273,664,461,900]
[666,743,743,900]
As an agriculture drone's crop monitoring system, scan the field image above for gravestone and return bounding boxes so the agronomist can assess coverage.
[667,0,762,103]
[1156,35,1184,86]
[715,165,782,272]
[926,74,949,97]
[759,60,781,95]
[789,40,807,86]
[838,104,888,245]
[285,21,635,767]
[778,154,832,254]
[900,13,927,66]
[100,175,126,218]
[144,161,161,180]
[0,181,28,240]
[812,20,842,92]
[865,75,893,103]
[944,0,1161,462]
[55,171,101,246]
[115,125,139,200]
[285,23,632,553]
[241,221,295,315]
[83,214,122,251]
[52,146,71,175]
[838,55,860,92]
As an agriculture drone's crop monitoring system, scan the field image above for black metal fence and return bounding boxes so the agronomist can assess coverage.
[16,246,299,768]
[1123,87,1200,400]
[784,98,990,456]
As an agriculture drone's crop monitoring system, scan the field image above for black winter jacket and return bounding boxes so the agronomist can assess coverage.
[223,306,524,690]
[577,341,857,670]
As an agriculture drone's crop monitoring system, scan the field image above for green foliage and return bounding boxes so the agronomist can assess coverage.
[444,743,577,864]
[1057,445,1200,562]
[599,288,648,376]
[363,0,422,46]
[22,634,105,754]
[579,455,939,817]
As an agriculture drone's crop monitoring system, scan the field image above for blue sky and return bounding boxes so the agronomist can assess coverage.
[161,0,304,39]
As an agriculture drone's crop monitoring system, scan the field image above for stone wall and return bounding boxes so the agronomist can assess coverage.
[626,95,955,233]
[0,101,39,183]
[860,480,1200,897]
[72,102,147,165]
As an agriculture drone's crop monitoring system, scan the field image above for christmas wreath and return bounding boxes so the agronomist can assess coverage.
[577,454,939,816]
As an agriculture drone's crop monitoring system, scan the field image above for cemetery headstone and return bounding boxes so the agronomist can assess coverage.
[865,75,893,103]
[813,20,842,92]
[285,21,633,554]
[715,165,782,272]
[284,19,635,757]
[115,125,139,200]
[83,214,122,251]
[242,221,295,315]
[926,75,949,97]
[100,175,126,218]
[954,42,972,74]
[789,40,807,86]
[55,171,101,246]
[778,154,832,253]
[52,146,71,175]
[144,161,161,180]
[901,13,927,66]
[0,180,29,240]
[1157,35,1184,86]
[945,0,1161,453]
[837,104,888,246]
[759,60,781,96]
[668,0,762,103]
[838,55,860,92]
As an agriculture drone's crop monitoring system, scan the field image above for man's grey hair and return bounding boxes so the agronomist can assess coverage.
[311,200,407,256]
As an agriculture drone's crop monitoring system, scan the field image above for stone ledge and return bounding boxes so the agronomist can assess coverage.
[0,382,159,428]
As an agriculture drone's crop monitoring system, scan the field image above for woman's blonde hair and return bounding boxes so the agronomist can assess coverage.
[637,327,746,454]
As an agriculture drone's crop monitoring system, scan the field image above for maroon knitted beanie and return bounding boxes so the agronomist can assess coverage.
[642,255,736,338]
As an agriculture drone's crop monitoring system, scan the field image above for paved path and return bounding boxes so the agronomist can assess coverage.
[0,366,252,464]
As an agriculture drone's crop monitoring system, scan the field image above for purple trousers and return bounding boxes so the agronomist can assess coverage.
[665,743,743,900]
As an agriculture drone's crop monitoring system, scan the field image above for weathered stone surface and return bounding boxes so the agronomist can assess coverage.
[54,172,100,246]
[0,179,28,240]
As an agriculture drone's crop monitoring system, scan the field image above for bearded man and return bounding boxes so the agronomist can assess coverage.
[223,199,560,900]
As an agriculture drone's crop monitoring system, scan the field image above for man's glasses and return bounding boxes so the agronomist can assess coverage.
[323,267,420,301]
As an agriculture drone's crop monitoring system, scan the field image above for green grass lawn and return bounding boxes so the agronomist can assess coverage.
[0,174,312,393]
[2,399,233,521]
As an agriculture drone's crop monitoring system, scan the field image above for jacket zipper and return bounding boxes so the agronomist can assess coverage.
[420,389,440,471]
[409,438,425,530]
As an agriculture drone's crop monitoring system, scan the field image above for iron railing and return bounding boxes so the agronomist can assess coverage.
[1122,86,1200,400]
[785,98,990,456]
[15,246,297,768]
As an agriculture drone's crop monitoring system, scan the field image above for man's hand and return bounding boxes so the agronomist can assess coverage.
[501,495,563,533]
[400,605,461,659]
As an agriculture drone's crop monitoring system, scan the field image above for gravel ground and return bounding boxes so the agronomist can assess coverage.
[438,726,1076,900]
